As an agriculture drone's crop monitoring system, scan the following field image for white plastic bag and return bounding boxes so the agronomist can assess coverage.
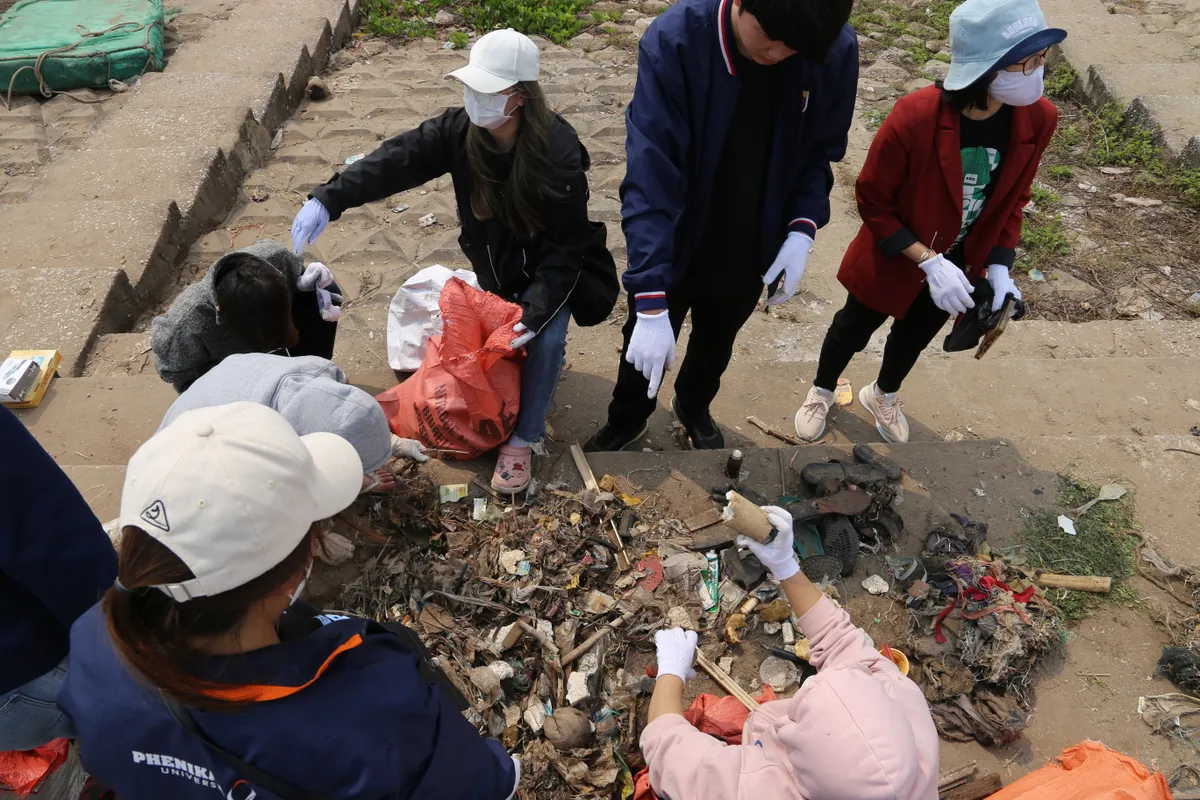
[386,265,480,371]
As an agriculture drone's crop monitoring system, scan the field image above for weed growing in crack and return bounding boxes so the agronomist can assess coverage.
[1044,61,1076,99]
[861,106,892,130]
[1045,164,1074,181]
[1029,184,1060,206]
[1019,214,1070,266]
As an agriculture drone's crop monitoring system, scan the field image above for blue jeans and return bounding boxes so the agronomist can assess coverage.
[0,660,75,752]
[513,305,571,443]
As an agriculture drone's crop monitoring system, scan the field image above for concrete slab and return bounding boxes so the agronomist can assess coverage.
[0,268,137,377]
[30,146,242,237]
[62,465,126,523]
[127,72,290,133]
[166,39,316,109]
[1082,63,1200,161]
[83,332,155,378]
[0,200,185,300]
[1129,94,1200,166]
[229,0,353,49]
[15,376,176,465]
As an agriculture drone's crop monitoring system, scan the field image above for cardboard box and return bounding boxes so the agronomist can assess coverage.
[0,358,39,403]
[2,350,61,409]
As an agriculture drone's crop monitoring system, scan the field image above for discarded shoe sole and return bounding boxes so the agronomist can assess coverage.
[802,555,844,583]
[800,460,889,488]
[818,515,859,577]
[787,487,872,523]
[852,443,903,481]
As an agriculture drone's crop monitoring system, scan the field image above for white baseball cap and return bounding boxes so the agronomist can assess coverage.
[120,401,363,601]
[446,28,540,94]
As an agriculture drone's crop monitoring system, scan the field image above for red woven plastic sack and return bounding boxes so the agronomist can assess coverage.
[376,278,524,459]
[0,738,70,797]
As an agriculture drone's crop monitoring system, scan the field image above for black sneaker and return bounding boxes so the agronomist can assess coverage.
[583,421,650,453]
[671,395,724,449]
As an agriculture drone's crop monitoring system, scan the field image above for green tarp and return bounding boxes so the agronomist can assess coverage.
[0,0,164,96]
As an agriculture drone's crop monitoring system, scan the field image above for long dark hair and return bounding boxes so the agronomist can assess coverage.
[104,524,323,711]
[937,73,996,113]
[213,253,298,352]
[466,80,567,237]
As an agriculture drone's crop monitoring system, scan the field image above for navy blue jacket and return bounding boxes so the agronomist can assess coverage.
[0,405,116,694]
[621,0,859,311]
[61,607,516,800]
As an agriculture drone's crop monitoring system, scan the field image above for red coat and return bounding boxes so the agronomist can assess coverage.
[837,85,1058,318]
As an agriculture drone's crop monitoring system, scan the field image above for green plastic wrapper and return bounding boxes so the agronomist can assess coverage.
[0,0,165,96]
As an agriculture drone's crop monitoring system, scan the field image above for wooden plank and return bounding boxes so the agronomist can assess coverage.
[1039,573,1112,593]
[942,774,1002,800]
[570,443,599,491]
[694,649,759,710]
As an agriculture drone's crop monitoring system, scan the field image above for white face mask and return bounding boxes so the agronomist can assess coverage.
[287,560,313,606]
[988,65,1045,107]
[464,85,514,130]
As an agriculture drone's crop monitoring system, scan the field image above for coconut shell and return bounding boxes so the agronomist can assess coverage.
[543,707,593,751]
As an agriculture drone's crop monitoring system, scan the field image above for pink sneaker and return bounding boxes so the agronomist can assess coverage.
[491,443,532,494]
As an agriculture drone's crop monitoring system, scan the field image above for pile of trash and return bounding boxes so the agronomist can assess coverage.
[322,447,912,798]
[894,516,1064,745]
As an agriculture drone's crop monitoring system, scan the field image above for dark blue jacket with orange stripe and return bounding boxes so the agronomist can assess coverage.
[621,0,859,311]
[61,606,516,800]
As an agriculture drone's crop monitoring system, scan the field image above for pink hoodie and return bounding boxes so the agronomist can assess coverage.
[640,596,939,800]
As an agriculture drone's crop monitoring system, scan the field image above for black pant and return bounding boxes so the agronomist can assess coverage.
[606,282,763,428]
[290,287,339,359]
[814,286,949,394]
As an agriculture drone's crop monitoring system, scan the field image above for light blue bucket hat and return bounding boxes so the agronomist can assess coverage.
[944,0,1067,90]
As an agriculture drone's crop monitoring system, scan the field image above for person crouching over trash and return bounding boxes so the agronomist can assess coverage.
[159,352,429,494]
[793,0,1064,444]
[643,506,939,799]
[290,28,617,496]
[151,241,342,392]
[59,403,521,800]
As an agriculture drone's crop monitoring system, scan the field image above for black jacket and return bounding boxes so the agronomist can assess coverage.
[312,108,617,333]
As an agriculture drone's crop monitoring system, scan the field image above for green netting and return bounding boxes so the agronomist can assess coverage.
[0,0,164,97]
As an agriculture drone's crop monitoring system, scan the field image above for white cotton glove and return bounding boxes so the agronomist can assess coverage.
[298,262,342,322]
[654,628,698,681]
[510,322,535,349]
[919,254,976,315]
[763,232,814,306]
[737,505,800,582]
[390,434,430,462]
[986,264,1022,315]
[626,311,676,399]
[291,198,330,255]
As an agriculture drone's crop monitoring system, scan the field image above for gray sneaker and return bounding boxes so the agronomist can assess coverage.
[794,386,835,442]
[859,381,910,443]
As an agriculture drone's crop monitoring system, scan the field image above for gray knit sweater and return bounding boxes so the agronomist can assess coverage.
[150,240,307,392]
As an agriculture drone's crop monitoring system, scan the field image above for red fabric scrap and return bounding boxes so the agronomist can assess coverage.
[0,738,70,797]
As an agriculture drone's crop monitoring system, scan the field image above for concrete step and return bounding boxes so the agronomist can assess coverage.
[62,465,126,524]
[15,376,176,466]
[82,332,155,377]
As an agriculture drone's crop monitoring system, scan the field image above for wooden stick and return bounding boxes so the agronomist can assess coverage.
[942,774,1002,800]
[570,443,599,491]
[694,649,759,710]
[609,519,632,571]
[515,620,561,663]
[747,415,804,446]
[336,511,389,544]
[937,762,978,791]
[561,610,635,667]
[1038,573,1112,593]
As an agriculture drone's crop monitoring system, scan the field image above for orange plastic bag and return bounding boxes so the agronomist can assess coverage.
[376,278,524,459]
[0,738,70,797]
[987,740,1171,800]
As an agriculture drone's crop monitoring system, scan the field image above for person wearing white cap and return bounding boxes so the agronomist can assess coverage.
[290,28,617,496]
[792,0,1065,444]
[58,402,521,800]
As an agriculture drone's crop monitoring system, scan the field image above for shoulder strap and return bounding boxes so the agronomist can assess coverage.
[161,694,338,800]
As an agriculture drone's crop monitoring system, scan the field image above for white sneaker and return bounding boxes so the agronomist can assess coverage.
[794,386,835,441]
[859,381,910,443]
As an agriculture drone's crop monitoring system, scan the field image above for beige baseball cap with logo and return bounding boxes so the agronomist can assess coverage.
[119,401,363,601]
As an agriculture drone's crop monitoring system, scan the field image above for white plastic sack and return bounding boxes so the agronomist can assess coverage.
[386,265,480,371]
